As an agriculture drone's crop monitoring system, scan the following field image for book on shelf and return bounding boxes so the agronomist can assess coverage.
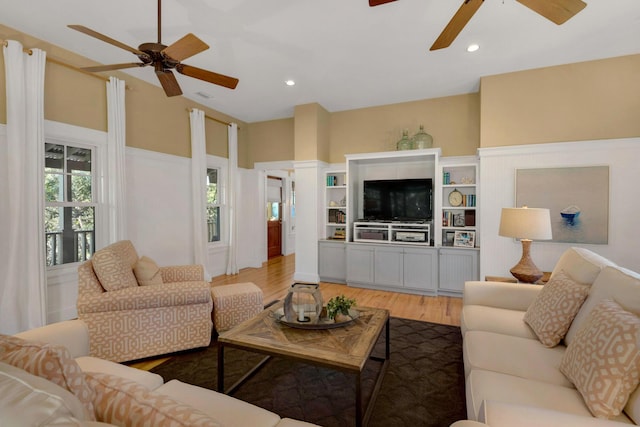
[326,175,339,186]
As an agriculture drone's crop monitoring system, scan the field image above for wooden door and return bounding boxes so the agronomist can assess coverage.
[268,212,282,258]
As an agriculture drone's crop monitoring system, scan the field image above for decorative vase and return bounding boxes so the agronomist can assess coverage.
[283,283,323,323]
[412,125,433,149]
[396,129,412,151]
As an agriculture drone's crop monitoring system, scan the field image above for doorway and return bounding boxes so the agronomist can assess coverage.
[267,176,283,258]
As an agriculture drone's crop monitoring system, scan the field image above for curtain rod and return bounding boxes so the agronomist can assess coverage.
[186,108,240,129]
[2,39,125,86]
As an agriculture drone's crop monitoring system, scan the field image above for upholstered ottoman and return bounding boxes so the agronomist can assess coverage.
[211,282,264,332]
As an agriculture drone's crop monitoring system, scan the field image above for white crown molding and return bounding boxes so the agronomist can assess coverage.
[254,160,295,171]
[479,137,640,158]
[293,160,328,169]
[44,120,107,145]
[125,146,191,166]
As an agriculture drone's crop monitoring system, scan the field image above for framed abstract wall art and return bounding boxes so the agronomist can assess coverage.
[515,166,609,244]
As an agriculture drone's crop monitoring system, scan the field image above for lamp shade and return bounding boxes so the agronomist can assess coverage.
[499,207,552,240]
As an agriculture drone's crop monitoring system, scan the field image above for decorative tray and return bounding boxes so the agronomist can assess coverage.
[271,308,359,330]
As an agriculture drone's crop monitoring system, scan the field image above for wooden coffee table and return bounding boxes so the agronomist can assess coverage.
[217,301,390,427]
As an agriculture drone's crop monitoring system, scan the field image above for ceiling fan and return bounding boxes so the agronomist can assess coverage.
[369,0,587,51]
[68,0,238,97]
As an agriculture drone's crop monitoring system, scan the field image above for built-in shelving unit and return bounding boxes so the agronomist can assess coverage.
[323,170,347,241]
[439,161,479,247]
[318,150,480,296]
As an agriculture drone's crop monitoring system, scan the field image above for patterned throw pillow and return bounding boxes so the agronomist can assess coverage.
[92,247,138,292]
[524,269,590,347]
[0,361,88,424]
[85,372,222,426]
[0,334,96,421]
[133,256,164,286]
[560,299,640,419]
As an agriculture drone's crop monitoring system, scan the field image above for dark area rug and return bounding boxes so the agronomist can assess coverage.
[151,318,466,427]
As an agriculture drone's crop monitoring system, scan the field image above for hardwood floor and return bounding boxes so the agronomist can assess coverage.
[129,254,462,371]
[212,254,462,327]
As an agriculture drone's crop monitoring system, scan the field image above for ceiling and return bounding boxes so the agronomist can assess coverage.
[2,0,639,123]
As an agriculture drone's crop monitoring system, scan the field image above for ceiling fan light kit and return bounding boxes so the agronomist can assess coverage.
[68,0,238,97]
[369,0,587,51]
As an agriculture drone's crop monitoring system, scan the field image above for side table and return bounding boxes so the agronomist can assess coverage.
[484,272,551,285]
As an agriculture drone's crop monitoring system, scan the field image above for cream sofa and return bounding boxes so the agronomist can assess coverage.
[77,240,213,363]
[2,319,319,427]
[457,247,640,426]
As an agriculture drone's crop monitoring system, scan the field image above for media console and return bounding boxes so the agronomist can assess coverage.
[353,221,431,246]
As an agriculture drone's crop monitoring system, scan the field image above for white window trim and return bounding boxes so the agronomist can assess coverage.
[44,120,108,274]
[207,154,228,248]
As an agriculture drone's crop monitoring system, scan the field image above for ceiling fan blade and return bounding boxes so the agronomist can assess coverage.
[162,33,209,62]
[81,63,145,72]
[516,0,586,24]
[176,64,239,90]
[155,68,183,97]
[369,0,397,6]
[430,0,484,51]
[68,25,149,58]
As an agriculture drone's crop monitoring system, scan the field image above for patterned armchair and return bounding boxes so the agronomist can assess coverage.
[77,240,213,363]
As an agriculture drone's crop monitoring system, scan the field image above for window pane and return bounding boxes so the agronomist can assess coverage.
[72,206,94,231]
[207,206,220,242]
[45,207,62,232]
[71,175,92,202]
[45,143,64,172]
[67,146,92,175]
[207,168,218,205]
[45,173,64,202]
[45,206,95,266]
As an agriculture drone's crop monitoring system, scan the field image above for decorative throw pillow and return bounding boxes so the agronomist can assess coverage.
[524,269,590,347]
[560,299,640,419]
[0,361,87,423]
[0,334,96,421]
[133,256,164,286]
[92,247,138,291]
[85,372,222,427]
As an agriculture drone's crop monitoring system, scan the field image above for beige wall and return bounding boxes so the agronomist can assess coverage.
[246,117,294,165]
[0,24,249,165]
[4,23,638,167]
[329,93,480,161]
[293,103,331,162]
[244,93,480,166]
[480,54,640,147]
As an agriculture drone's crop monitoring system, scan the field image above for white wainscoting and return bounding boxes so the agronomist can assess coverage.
[46,266,79,323]
[479,137,640,280]
[126,147,264,279]
[126,147,195,266]
[236,169,266,270]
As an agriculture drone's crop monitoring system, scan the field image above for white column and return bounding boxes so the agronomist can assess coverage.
[293,160,327,283]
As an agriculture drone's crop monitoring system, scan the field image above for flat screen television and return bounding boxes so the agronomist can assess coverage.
[363,178,432,221]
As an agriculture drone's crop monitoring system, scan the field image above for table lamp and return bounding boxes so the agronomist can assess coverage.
[499,207,552,283]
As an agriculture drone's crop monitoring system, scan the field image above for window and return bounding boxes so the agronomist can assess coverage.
[44,142,95,266]
[206,168,221,242]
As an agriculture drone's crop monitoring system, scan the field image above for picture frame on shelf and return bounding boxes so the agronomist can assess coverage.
[453,213,465,227]
[445,231,455,246]
[453,230,475,248]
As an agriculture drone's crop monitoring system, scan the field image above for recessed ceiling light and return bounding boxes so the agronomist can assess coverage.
[285,79,296,86]
[467,44,480,53]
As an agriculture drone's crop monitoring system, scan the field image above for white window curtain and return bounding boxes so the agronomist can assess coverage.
[226,123,239,275]
[0,41,47,334]
[189,108,211,281]
[106,76,127,243]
